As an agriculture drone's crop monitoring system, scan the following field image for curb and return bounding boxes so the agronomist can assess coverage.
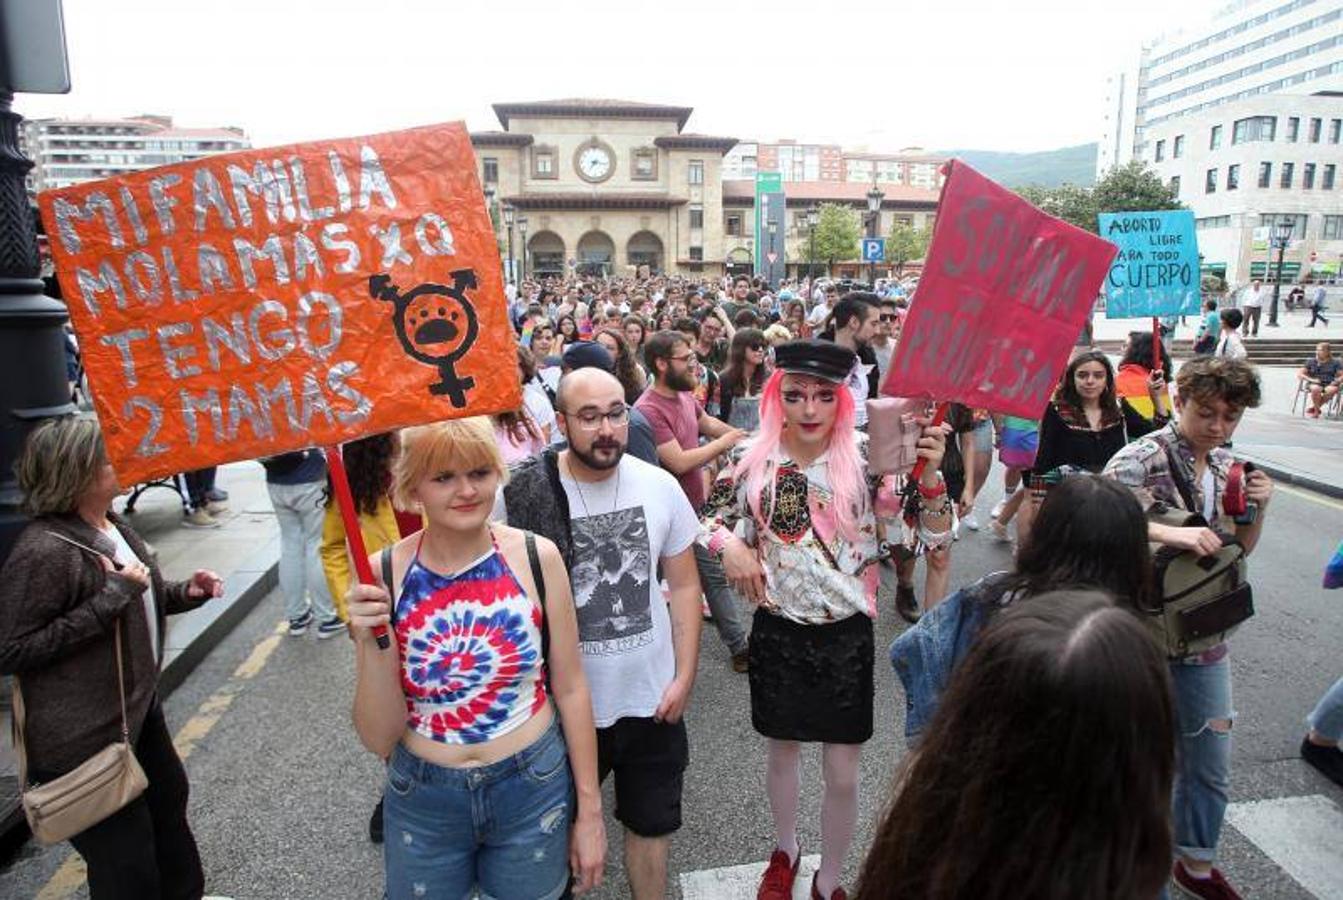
[159,533,281,695]
[0,540,280,862]
[1237,454,1343,501]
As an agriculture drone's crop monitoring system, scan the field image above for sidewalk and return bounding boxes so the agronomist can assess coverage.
[0,461,281,852]
[1221,365,1343,499]
[1093,303,1342,343]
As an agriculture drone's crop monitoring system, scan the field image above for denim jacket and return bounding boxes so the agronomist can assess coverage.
[889,573,1011,741]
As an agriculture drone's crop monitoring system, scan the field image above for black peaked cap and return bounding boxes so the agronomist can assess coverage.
[773,340,856,384]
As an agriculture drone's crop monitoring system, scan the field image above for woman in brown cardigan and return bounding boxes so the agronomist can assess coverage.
[0,416,223,900]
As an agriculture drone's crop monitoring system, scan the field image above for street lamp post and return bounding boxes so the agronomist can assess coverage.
[517,215,529,282]
[866,179,885,287]
[806,205,819,281]
[1268,217,1294,327]
[502,205,515,287]
[767,221,778,289]
[0,4,78,566]
[502,203,516,286]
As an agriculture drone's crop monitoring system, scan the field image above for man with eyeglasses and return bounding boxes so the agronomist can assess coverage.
[499,367,704,900]
[637,330,752,672]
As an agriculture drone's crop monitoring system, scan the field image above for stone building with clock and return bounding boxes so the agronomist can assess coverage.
[471,98,941,280]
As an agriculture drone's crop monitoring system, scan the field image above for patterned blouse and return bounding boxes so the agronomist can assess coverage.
[1103,423,1235,664]
[701,433,952,625]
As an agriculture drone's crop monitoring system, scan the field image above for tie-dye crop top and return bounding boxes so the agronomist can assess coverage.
[393,536,547,744]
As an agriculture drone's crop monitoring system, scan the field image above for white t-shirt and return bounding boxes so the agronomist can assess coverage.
[102,524,158,660]
[558,456,699,727]
[523,381,556,440]
[871,340,895,384]
[807,302,832,327]
[847,360,872,427]
[1242,286,1263,309]
[1215,332,1247,360]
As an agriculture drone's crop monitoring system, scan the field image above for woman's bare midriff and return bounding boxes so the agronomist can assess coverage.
[400,701,555,769]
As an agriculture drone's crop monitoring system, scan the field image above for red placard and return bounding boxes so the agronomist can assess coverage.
[882,161,1117,418]
[39,122,518,486]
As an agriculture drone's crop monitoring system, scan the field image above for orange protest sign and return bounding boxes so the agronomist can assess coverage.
[39,122,518,485]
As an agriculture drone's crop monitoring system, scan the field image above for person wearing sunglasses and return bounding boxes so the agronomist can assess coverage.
[718,328,771,433]
[701,340,952,900]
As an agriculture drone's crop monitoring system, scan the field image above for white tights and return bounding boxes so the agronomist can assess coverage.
[765,739,862,897]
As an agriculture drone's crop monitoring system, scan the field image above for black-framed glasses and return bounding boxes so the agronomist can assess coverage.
[669,353,697,364]
[747,343,766,352]
[879,314,896,322]
[561,406,630,430]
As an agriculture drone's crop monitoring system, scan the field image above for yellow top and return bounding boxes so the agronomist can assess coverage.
[320,498,420,620]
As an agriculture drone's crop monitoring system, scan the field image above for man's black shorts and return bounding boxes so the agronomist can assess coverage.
[596,716,689,837]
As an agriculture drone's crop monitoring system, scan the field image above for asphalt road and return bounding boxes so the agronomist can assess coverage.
[3,475,1342,899]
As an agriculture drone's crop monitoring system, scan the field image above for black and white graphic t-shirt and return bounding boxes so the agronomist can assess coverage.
[560,456,699,727]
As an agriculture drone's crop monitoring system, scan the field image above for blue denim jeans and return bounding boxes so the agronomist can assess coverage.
[1170,657,1234,864]
[1308,676,1343,742]
[266,479,337,623]
[694,543,750,656]
[383,721,573,900]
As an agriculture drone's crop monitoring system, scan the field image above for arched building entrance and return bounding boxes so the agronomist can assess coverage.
[576,231,615,277]
[528,231,565,277]
[726,247,753,277]
[626,231,664,274]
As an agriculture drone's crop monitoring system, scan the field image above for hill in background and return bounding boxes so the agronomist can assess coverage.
[940,143,1098,188]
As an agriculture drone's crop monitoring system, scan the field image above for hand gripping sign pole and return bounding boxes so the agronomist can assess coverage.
[324,445,390,649]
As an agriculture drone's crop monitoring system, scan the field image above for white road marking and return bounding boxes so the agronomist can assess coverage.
[680,854,822,900]
[1226,794,1343,899]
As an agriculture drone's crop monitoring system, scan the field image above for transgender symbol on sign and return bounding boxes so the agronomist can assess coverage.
[370,269,481,408]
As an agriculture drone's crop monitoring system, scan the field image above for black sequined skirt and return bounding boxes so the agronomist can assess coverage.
[747,607,874,744]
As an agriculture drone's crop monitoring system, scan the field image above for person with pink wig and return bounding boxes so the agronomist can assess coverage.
[699,340,953,900]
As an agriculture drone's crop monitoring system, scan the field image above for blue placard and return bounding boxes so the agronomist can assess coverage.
[1099,210,1200,318]
[862,238,884,262]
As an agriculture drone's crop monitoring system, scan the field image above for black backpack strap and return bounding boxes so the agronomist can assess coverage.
[1159,441,1200,516]
[379,547,395,605]
[525,532,551,687]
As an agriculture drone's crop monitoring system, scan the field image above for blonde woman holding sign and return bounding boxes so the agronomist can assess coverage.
[346,417,605,899]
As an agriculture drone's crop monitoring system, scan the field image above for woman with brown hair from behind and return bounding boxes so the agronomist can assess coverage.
[858,590,1176,900]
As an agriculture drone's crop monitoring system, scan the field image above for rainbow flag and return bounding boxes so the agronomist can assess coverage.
[999,416,1039,469]
[1116,363,1168,421]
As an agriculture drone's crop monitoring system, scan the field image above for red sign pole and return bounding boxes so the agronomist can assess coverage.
[324,445,391,650]
[909,401,950,484]
[1152,316,1163,376]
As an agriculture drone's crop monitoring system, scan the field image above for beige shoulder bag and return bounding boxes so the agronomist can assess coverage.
[11,622,148,844]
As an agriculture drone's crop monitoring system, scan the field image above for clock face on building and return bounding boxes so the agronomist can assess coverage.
[576,144,614,182]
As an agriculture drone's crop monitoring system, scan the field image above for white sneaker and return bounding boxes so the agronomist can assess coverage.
[990,518,1011,542]
[989,498,1007,521]
[183,508,221,529]
[963,512,980,531]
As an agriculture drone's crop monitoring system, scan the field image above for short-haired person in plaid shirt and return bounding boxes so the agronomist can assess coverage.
[1103,356,1272,900]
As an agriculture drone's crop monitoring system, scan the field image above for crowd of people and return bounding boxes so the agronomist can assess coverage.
[2,267,1341,900]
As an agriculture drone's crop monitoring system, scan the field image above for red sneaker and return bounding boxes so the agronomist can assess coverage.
[1172,860,1243,900]
[757,848,800,900]
[811,872,848,900]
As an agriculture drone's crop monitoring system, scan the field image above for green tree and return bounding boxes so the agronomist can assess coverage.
[1016,182,1098,233]
[1091,159,1183,220]
[812,203,862,275]
[885,222,932,274]
[1017,161,1182,235]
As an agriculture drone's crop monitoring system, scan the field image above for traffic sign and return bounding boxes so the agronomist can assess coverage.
[766,252,778,264]
[862,238,885,262]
